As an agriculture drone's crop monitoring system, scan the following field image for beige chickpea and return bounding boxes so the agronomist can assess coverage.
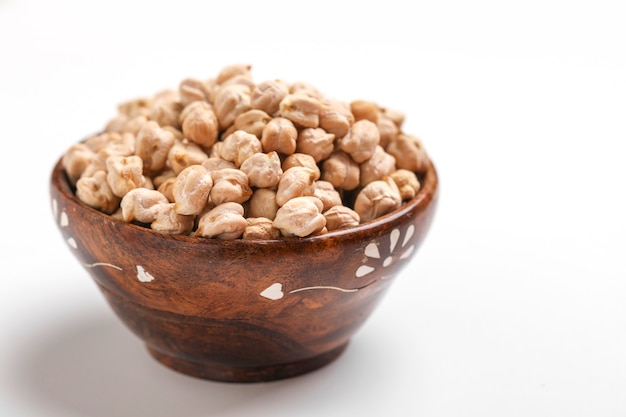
[233,109,272,138]
[273,196,326,237]
[248,188,279,220]
[289,81,323,98]
[84,132,125,152]
[201,157,236,173]
[150,203,195,235]
[350,100,379,123]
[243,217,281,240]
[390,169,421,200]
[251,79,289,115]
[135,121,175,173]
[118,97,151,118]
[210,168,252,205]
[75,170,121,214]
[120,188,169,223]
[163,125,184,141]
[313,180,343,212]
[179,101,219,148]
[386,134,430,174]
[214,83,252,130]
[376,115,399,148]
[319,99,354,138]
[220,130,262,167]
[149,89,183,129]
[123,115,149,136]
[323,205,360,231]
[320,150,360,191]
[282,153,320,180]
[339,119,380,163]
[157,177,176,202]
[275,166,317,206]
[62,143,95,185]
[95,142,134,162]
[380,106,405,128]
[359,145,396,186]
[80,158,108,181]
[152,169,176,188]
[260,117,297,155]
[105,155,146,198]
[354,177,402,223]
[239,151,283,188]
[195,202,247,240]
[216,64,252,84]
[105,114,129,133]
[173,165,213,215]
[167,139,209,174]
[278,93,322,128]
[295,127,335,162]
[179,77,212,107]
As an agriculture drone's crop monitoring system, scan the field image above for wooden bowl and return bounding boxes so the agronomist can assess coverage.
[49,156,438,382]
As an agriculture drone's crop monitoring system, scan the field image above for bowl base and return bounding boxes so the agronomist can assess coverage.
[146,342,349,383]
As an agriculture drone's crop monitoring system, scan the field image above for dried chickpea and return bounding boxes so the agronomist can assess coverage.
[243,217,281,240]
[124,115,149,136]
[210,168,252,205]
[149,89,182,129]
[157,177,176,202]
[273,196,326,237]
[233,109,272,138]
[248,188,279,220]
[295,127,335,162]
[179,101,219,148]
[386,133,430,174]
[167,139,209,174]
[319,99,354,138]
[359,145,396,186]
[324,205,360,230]
[275,166,317,206]
[62,143,95,185]
[216,64,252,84]
[376,116,399,148]
[278,93,322,128]
[239,151,282,188]
[321,150,360,191]
[195,202,247,240]
[173,165,213,215]
[281,153,320,180]
[201,157,236,173]
[354,177,402,223]
[75,170,120,214]
[260,117,297,155]
[251,80,289,115]
[390,169,421,200]
[151,203,195,235]
[214,83,252,130]
[135,121,175,173]
[120,188,169,223]
[179,77,212,107]
[118,97,151,118]
[220,130,262,167]
[339,119,380,163]
[314,180,343,212]
[350,100,379,123]
[105,155,146,198]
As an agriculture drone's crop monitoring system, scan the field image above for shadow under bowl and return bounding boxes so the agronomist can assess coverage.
[49,157,438,382]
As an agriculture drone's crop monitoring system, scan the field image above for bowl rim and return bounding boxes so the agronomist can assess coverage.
[51,155,438,245]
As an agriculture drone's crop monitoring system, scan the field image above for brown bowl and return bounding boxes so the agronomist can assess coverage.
[49,156,438,382]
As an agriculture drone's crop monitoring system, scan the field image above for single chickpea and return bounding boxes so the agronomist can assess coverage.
[120,188,169,223]
[275,166,317,206]
[260,117,297,155]
[251,79,289,115]
[201,157,236,173]
[273,196,326,237]
[313,180,343,212]
[216,64,252,84]
[167,139,209,174]
[150,203,195,235]
[195,202,247,240]
[62,143,95,185]
[220,130,262,167]
[210,168,252,205]
[319,99,354,138]
[282,153,320,180]
[248,188,279,220]
[173,165,213,215]
[149,89,183,129]
[350,100,379,123]
[295,127,335,162]
[386,133,430,174]
[338,119,380,163]
[359,145,396,186]
[323,205,360,231]
[233,109,272,138]
[354,177,402,223]
[376,115,399,148]
[118,97,152,118]
[243,217,281,240]
[320,150,360,191]
[75,170,121,214]
[179,77,212,107]
[135,121,175,174]
[389,169,421,200]
[278,93,322,128]
[239,151,283,188]
[179,101,219,148]
[105,155,146,198]
[214,83,252,130]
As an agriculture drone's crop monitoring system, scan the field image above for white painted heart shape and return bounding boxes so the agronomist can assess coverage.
[260,283,284,300]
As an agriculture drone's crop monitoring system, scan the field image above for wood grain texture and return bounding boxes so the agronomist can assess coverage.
[50,157,438,382]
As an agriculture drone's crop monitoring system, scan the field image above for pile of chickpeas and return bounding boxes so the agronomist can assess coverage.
[62,64,430,239]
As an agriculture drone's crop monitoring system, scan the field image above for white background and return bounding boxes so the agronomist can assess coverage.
[1,0,625,416]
